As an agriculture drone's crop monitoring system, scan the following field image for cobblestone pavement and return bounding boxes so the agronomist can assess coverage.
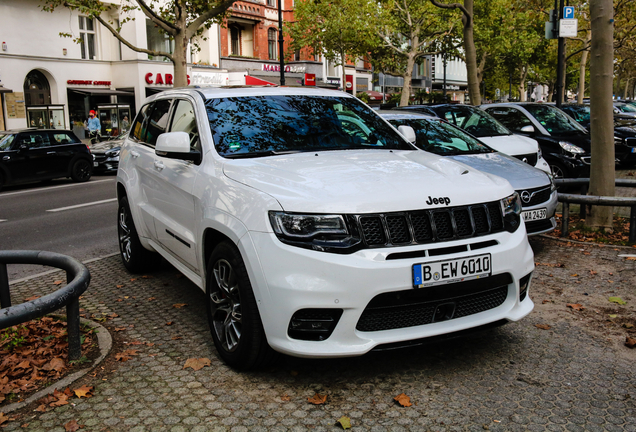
[2,236,635,432]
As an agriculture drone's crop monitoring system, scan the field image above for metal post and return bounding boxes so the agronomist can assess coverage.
[443,52,447,101]
[630,206,636,243]
[555,0,565,107]
[277,0,285,86]
[580,183,588,218]
[66,271,81,360]
[0,263,10,308]
[561,202,570,237]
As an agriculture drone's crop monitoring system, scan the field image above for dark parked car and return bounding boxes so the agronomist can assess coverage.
[90,133,125,174]
[0,129,92,189]
[560,103,636,166]
[614,102,636,120]
[481,103,591,179]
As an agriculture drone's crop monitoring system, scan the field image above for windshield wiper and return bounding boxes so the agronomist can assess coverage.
[224,150,303,159]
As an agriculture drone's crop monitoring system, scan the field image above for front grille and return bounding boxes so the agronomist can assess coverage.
[93,154,107,163]
[355,201,504,248]
[516,186,552,207]
[525,218,555,234]
[625,137,636,147]
[513,153,538,167]
[356,274,512,332]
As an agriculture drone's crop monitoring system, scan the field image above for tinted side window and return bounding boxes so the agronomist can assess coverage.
[487,108,532,132]
[146,99,173,147]
[170,100,200,152]
[22,132,51,148]
[51,133,76,145]
[0,134,16,151]
[131,104,151,142]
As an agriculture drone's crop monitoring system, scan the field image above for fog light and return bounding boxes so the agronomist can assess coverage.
[519,272,532,302]
[288,309,343,341]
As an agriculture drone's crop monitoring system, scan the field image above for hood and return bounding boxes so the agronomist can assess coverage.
[222,150,513,214]
[90,139,122,153]
[448,152,551,190]
[478,134,538,156]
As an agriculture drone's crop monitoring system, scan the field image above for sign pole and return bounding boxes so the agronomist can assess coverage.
[277,0,285,85]
[555,0,567,107]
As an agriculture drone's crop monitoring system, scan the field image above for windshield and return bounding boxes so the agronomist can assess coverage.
[618,104,636,113]
[563,105,590,124]
[524,104,588,135]
[0,134,15,151]
[387,117,494,156]
[206,95,412,158]
[443,107,511,137]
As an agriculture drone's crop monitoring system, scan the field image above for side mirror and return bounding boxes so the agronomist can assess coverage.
[520,125,535,133]
[155,131,201,164]
[397,125,416,144]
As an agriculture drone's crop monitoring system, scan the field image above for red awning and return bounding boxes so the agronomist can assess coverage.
[245,75,277,86]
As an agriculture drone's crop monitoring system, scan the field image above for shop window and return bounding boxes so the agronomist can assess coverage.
[170,100,201,153]
[230,26,241,56]
[146,19,175,61]
[268,28,277,60]
[79,16,96,60]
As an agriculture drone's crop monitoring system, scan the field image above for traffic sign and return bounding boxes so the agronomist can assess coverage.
[559,19,578,37]
[563,6,575,19]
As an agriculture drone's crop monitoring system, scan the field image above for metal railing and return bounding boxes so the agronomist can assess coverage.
[555,178,636,242]
[0,251,91,360]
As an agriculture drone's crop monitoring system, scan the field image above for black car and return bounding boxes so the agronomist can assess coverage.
[481,103,591,179]
[0,129,92,189]
[90,133,125,174]
[560,103,636,166]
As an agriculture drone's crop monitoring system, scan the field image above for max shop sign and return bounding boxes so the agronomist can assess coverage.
[145,73,192,86]
[67,80,112,86]
[262,64,306,73]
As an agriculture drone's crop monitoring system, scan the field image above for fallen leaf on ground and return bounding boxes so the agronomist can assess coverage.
[116,285,124,288]
[626,337,636,349]
[24,295,40,301]
[535,324,551,330]
[171,336,182,340]
[0,413,8,425]
[589,270,597,275]
[165,321,174,326]
[115,349,139,362]
[183,358,211,371]
[147,297,156,301]
[307,393,328,405]
[173,303,188,308]
[623,323,634,329]
[625,257,636,261]
[336,416,351,429]
[114,327,127,332]
[566,303,585,311]
[53,280,63,285]
[394,393,412,407]
[43,358,66,372]
[280,394,291,402]
[130,278,137,281]
[609,297,627,305]
[64,419,83,431]
[570,274,579,277]
[74,385,94,398]
[542,300,550,304]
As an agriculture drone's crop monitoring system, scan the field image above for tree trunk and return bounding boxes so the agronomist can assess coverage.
[577,32,591,104]
[173,6,189,87]
[341,49,347,94]
[462,0,480,106]
[518,65,528,102]
[400,53,416,107]
[587,0,615,230]
[624,77,631,100]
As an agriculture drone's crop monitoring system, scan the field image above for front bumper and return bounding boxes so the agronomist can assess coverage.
[521,189,558,235]
[240,226,535,358]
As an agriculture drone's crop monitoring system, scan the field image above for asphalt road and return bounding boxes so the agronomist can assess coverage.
[0,175,119,281]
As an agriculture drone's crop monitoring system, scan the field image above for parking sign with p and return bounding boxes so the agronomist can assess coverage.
[563,6,575,19]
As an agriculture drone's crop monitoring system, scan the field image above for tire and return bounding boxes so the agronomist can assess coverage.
[117,196,160,273]
[70,159,92,182]
[206,241,277,370]
[549,162,569,179]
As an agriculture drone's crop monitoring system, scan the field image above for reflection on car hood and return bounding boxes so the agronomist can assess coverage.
[448,152,550,190]
[478,134,538,156]
[222,150,513,214]
[90,140,123,153]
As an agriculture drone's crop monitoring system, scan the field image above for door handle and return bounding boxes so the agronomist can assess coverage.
[47,151,56,155]
[131,151,140,158]
[2,156,9,161]
[154,160,165,170]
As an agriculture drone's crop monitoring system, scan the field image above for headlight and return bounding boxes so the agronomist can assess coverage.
[559,141,585,154]
[501,192,522,233]
[548,173,556,192]
[614,136,623,145]
[269,211,361,252]
[107,150,120,157]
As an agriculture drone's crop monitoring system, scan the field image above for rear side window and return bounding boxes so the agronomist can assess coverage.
[486,108,532,132]
[145,99,173,147]
[170,100,200,152]
[21,132,51,148]
[131,104,151,142]
[52,133,76,145]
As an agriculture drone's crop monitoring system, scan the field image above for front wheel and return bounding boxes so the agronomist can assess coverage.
[549,162,569,179]
[117,196,160,273]
[71,159,92,182]
[206,241,276,370]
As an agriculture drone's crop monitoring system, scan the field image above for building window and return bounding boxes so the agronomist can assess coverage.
[79,16,96,60]
[230,26,241,56]
[267,0,276,7]
[294,49,300,61]
[146,20,175,61]
[268,28,277,60]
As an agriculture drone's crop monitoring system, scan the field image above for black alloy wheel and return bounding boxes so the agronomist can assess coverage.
[117,196,159,272]
[71,159,92,182]
[206,241,276,370]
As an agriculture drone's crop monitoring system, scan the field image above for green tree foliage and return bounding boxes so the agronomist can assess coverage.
[41,0,234,86]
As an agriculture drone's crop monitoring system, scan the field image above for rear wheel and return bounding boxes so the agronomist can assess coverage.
[117,196,160,273]
[71,159,92,182]
[206,241,276,370]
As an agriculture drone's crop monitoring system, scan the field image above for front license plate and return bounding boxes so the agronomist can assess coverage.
[413,254,491,288]
[631,147,636,153]
[522,208,547,221]
[93,162,99,167]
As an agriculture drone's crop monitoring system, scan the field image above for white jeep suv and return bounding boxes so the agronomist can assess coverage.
[116,87,535,369]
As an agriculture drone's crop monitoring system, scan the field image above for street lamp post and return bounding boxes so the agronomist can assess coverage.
[278,0,285,85]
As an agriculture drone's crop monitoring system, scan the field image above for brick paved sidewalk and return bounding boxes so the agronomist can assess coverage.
[1,236,635,431]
